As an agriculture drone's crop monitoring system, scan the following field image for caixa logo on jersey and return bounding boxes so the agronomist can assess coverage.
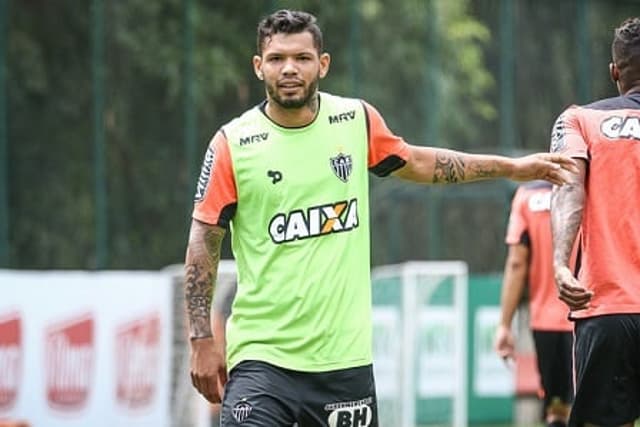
[269,198,359,244]
[601,115,640,140]
[45,314,94,411]
[0,312,21,412]
[116,313,161,410]
[325,398,373,427]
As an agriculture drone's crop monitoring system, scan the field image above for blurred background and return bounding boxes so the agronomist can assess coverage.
[0,1,638,426]
[1,0,635,273]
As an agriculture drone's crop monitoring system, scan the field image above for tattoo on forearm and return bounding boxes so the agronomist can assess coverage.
[184,225,225,339]
[185,264,214,339]
[433,153,465,183]
[468,162,499,179]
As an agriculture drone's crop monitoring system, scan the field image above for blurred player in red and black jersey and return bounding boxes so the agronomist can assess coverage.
[495,181,574,427]
[551,17,640,427]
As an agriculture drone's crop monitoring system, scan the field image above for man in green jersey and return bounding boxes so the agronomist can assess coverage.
[184,9,577,427]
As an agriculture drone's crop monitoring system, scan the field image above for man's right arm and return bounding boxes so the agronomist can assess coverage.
[184,218,227,403]
[548,107,592,311]
[551,160,591,310]
[185,219,226,339]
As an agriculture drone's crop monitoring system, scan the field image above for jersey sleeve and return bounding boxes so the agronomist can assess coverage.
[550,106,589,160]
[505,187,528,245]
[363,101,410,177]
[192,131,237,228]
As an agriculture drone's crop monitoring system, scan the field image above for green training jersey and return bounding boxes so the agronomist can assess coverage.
[193,92,409,372]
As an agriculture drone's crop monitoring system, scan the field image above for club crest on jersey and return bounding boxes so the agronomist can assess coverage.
[330,153,353,183]
[269,199,359,244]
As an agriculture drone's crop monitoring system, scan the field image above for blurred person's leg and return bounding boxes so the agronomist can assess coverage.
[532,330,573,427]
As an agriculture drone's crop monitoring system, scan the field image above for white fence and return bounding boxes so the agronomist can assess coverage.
[0,270,173,427]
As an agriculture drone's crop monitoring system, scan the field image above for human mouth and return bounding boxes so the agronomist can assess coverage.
[278,80,303,89]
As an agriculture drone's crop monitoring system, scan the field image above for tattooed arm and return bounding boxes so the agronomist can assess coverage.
[184,218,227,403]
[551,159,592,310]
[392,146,578,185]
[185,219,225,338]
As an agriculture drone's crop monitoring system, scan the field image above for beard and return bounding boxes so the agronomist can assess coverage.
[266,75,320,109]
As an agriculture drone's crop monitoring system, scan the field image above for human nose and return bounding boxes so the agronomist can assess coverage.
[281,58,298,75]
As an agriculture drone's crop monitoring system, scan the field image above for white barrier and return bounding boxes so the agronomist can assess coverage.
[0,270,173,427]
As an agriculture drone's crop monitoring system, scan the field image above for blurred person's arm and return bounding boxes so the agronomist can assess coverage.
[494,244,529,361]
[184,219,227,403]
[551,160,591,310]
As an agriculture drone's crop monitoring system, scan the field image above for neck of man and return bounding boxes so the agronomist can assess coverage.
[623,82,640,96]
[265,94,319,128]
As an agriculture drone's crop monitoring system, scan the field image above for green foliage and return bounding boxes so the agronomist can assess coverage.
[5,0,636,271]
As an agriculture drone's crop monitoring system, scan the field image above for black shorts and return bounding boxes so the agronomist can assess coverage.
[531,330,573,410]
[570,314,640,427]
[220,361,378,427]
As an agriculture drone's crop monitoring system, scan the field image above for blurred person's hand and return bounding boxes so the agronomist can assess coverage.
[190,337,227,403]
[494,324,515,362]
[554,265,593,310]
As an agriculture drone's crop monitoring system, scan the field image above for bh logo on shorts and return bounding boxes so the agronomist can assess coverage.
[325,398,373,427]
[232,398,253,423]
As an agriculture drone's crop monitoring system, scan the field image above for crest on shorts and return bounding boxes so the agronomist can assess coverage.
[232,399,253,423]
[330,153,353,183]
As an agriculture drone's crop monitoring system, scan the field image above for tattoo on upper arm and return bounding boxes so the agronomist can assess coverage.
[184,224,225,339]
[433,153,465,183]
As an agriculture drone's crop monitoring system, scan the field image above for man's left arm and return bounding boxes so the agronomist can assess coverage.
[392,146,577,185]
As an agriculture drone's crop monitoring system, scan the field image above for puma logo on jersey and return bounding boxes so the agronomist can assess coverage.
[240,132,269,146]
[601,116,640,140]
[329,110,356,124]
[269,199,359,244]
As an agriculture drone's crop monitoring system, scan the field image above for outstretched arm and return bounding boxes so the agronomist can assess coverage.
[392,146,577,185]
[551,159,591,310]
[184,219,227,403]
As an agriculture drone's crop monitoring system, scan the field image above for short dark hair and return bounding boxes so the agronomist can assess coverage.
[256,10,323,55]
[612,17,640,80]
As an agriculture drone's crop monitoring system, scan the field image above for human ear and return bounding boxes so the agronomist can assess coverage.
[253,55,263,80]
